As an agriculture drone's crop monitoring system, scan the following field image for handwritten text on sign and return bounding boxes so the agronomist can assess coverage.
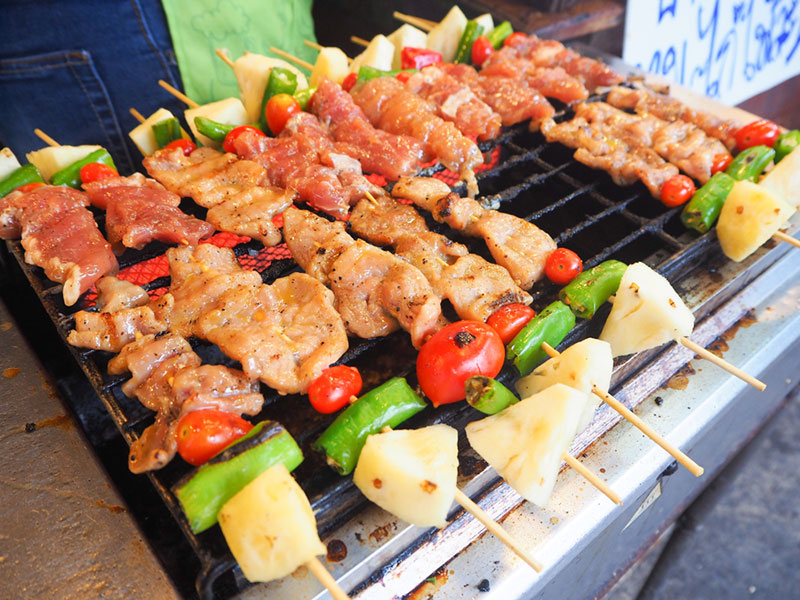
[623,0,800,105]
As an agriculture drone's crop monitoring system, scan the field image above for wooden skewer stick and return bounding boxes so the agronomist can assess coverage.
[605,295,766,391]
[364,190,380,206]
[34,129,59,147]
[129,108,146,124]
[269,47,313,71]
[453,489,543,572]
[214,48,236,70]
[304,40,324,51]
[350,35,370,47]
[158,79,199,108]
[561,453,622,504]
[305,556,350,600]
[773,230,800,249]
[678,336,766,391]
[541,342,704,477]
[393,11,436,32]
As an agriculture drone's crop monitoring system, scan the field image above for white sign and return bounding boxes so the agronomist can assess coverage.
[623,0,800,105]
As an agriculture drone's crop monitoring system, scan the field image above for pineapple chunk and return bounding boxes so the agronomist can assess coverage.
[185,97,248,149]
[218,464,326,583]
[426,6,468,62]
[26,145,101,182]
[717,180,795,262]
[0,148,21,181]
[474,13,495,36]
[466,383,589,507]
[761,146,800,209]
[353,425,458,528]
[310,47,350,87]
[349,34,395,74]
[516,338,612,433]
[386,24,428,70]
[599,263,694,357]
[233,53,309,123]
[129,108,188,156]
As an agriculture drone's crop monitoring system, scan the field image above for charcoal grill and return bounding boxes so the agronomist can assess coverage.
[2,52,799,600]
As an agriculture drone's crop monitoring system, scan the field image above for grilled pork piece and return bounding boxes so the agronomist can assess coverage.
[349,194,531,322]
[482,52,589,104]
[95,276,149,313]
[67,305,168,352]
[172,365,263,415]
[310,79,425,179]
[3,186,118,306]
[403,67,502,142]
[206,185,295,247]
[84,175,214,250]
[540,114,680,197]
[282,205,355,285]
[392,178,556,289]
[607,86,740,151]
[351,77,483,192]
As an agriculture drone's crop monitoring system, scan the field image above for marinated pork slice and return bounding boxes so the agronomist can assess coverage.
[94,276,149,313]
[134,351,203,412]
[129,412,177,473]
[282,206,354,285]
[391,176,452,212]
[482,52,589,104]
[206,185,295,247]
[108,332,194,394]
[196,272,348,394]
[349,192,429,246]
[172,365,263,417]
[143,147,239,196]
[83,173,179,210]
[328,240,444,348]
[13,186,117,306]
[67,305,168,352]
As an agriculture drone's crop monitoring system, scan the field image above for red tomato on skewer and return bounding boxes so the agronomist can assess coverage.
[710,152,733,174]
[164,138,196,156]
[342,72,358,92]
[471,35,494,67]
[223,125,265,154]
[308,365,363,414]
[660,174,696,207]
[14,182,46,193]
[265,93,301,136]
[735,119,781,150]
[487,303,535,344]
[503,32,528,48]
[544,248,583,285]
[79,162,118,184]
[175,409,253,466]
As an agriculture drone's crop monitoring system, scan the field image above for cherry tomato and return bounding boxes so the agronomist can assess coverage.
[79,162,118,184]
[544,248,583,285]
[660,174,696,207]
[164,138,196,156]
[503,32,528,48]
[223,125,266,154]
[265,93,301,135]
[710,152,733,174]
[417,320,505,407]
[395,70,413,84]
[735,119,781,150]
[471,35,494,67]
[342,72,358,92]
[487,303,535,344]
[175,409,253,466]
[14,182,46,193]
[308,365,363,414]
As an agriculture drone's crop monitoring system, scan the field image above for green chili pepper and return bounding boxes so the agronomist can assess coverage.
[507,301,576,376]
[454,20,484,64]
[465,376,519,414]
[173,420,303,533]
[487,21,513,49]
[725,145,775,182]
[49,148,116,189]
[193,116,236,143]
[151,117,183,148]
[680,172,736,233]
[559,259,628,319]
[259,67,298,132]
[0,164,44,197]
[773,130,800,163]
[313,377,427,475]
[356,66,417,84]
[293,86,316,111]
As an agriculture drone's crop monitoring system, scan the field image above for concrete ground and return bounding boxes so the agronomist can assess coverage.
[607,387,800,600]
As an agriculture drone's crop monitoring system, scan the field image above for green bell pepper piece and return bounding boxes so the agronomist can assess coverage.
[773,130,800,163]
[259,67,298,132]
[313,377,427,475]
[0,164,44,197]
[151,117,183,148]
[725,145,775,182]
[50,148,116,189]
[507,300,576,376]
[294,86,317,111]
[173,420,303,533]
[454,20,484,64]
[193,116,236,143]
[487,21,513,49]
[356,66,417,84]
[465,376,519,414]
[680,172,736,233]
[559,259,628,319]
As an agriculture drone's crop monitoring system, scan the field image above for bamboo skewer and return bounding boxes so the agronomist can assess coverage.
[350,35,370,47]
[393,11,436,31]
[158,79,199,108]
[268,47,313,71]
[541,341,704,476]
[215,48,236,70]
[305,556,350,600]
[34,128,59,147]
[453,489,543,571]
[129,108,146,124]
[304,40,353,64]
[773,230,800,249]
[561,453,622,504]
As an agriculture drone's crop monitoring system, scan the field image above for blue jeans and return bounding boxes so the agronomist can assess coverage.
[0,0,185,176]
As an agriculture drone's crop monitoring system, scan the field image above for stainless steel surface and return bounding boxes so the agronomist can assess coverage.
[0,299,179,600]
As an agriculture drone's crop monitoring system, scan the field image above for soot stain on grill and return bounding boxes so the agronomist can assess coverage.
[368,522,396,544]
[477,578,491,592]
[95,499,126,514]
[661,363,696,391]
[1,321,12,331]
[326,539,347,562]
[3,367,20,378]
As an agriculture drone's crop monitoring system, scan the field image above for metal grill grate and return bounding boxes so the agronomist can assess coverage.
[4,92,724,599]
